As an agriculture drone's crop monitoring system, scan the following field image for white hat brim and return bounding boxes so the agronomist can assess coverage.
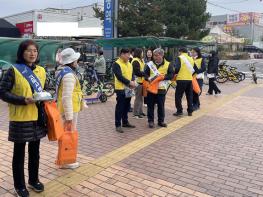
[61,52,81,65]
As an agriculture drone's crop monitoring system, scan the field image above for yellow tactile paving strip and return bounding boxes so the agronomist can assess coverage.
[27,84,256,197]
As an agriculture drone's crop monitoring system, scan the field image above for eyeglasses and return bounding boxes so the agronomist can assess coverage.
[25,49,38,53]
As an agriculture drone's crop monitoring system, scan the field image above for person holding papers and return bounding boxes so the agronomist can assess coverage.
[0,40,46,197]
[144,48,174,128]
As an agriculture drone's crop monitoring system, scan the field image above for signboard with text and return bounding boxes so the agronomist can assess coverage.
[227,12,263,26]
[104,0,114,39]
[16,21,33,35]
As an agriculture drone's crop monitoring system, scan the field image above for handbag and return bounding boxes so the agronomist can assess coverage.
[142,80,149,97]
[44,101,64,141]
[56,128,78,166]
[192,77,201,94]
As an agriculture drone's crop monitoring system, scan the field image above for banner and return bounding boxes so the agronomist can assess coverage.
[104,0,114,39]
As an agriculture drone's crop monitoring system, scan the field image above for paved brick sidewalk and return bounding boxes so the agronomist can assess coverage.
[1,81,263,197]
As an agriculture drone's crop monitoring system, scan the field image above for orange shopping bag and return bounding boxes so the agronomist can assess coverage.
[44,101,64,141]
[142,80,150,97]
[56,129,78,166]
[147,75,165,94]
[192,77,201,94]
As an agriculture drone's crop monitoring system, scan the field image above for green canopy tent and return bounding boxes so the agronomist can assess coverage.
[0,37,81,68]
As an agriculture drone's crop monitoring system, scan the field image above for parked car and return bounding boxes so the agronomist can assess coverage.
[243,45,263,53]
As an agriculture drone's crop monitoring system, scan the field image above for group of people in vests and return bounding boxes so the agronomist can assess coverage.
[0,39,220,197]
[113,47,220,133]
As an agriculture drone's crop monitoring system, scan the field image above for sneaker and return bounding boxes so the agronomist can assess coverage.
[14,188,29,197]
[188,112,193,116]
[133,115,144,119]
[60,162,80,169]
[215,91,221,96]
[173,112,183,116]
[158,122,167,127]
[28,181,44,193]
[140,112,146,116]
[116,126,124,133]
[206,92,213,95]
[122,122,136,128]
[149,122,155,128]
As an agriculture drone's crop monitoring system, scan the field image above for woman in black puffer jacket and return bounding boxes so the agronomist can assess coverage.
[0,40,46,197]
[207,51,221,95]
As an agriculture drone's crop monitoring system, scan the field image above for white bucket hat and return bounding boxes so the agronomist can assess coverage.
[60,48,80,65]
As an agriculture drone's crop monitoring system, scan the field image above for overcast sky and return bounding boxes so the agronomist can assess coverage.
[0,0,263,17]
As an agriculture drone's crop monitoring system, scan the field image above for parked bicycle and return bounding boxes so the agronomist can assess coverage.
[216,61,245,83]
[105,59,116,82]
[79,63,114,97]
[44,66,56,92]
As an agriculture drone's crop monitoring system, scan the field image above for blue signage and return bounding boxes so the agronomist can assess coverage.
[104,0,114,39]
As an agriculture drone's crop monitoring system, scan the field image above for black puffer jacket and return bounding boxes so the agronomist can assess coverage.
[207,55,219,74]
[0,65,47,143]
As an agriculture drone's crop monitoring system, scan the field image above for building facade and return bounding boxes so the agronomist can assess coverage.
[3,4,103,39]
[207,12,263,48]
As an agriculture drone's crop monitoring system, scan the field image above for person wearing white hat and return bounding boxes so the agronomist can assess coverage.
[55,48,83,169]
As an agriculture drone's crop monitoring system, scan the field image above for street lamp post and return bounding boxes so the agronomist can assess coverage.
[113,0,118,58]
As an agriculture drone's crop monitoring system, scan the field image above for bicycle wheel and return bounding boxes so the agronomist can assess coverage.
[216,75,228,83]
[103,82,115,97]
[99,93,107,103]
[216,70,228,83]
[231,74,240,83]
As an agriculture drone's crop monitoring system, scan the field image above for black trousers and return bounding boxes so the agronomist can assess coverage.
[115,91,131,127]
[13,140,40,189]
[208,77,221,94]
[147,92,166,123]
[193,79,203,108]
[144,96,147,105]
[175,80,193,113]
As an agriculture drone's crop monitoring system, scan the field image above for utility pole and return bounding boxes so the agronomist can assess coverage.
[113,0,119,58]
[114,0,118,39]
[250,13,255,45]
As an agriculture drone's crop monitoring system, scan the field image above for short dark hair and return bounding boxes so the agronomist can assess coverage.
[16,40,39,64]
[120,48,130,54]
[98,50,103,55]
[179,48,188,53]
[133,48,143,59]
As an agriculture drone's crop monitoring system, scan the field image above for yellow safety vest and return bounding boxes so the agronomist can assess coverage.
[150,59,170,90]
[177,53,194,81]
[131,57,145,83]
[57,73,83,114]
[9,65,46,121]
[114,58,133,90]
[194,58,204,79]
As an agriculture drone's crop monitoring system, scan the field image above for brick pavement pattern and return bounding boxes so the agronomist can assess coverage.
[1,81,263,196]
